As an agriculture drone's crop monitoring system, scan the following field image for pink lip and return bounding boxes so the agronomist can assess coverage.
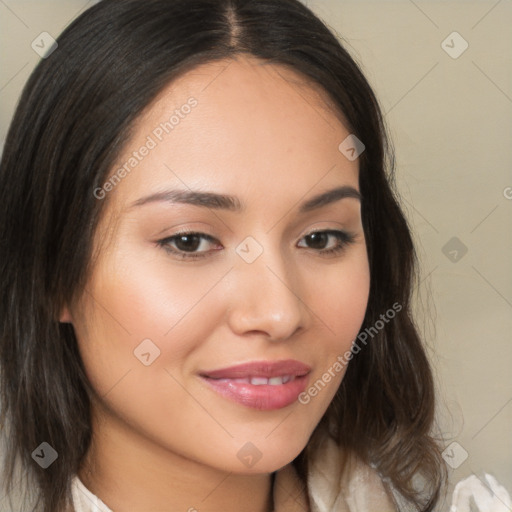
[199,359,311,411]
[200,359,311,379]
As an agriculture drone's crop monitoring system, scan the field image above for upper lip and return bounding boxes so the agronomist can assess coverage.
[200,359,311,379]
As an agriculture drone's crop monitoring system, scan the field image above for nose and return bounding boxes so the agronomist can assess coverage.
[225,244,308,342]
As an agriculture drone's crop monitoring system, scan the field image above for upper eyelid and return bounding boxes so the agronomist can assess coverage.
[167,218,355,237]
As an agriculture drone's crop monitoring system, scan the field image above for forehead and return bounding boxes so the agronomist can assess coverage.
[104,54,359,214]
[151,54,347,120]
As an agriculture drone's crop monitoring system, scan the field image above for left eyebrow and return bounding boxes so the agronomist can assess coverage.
[127,185,361,213]
[299,185,361,213]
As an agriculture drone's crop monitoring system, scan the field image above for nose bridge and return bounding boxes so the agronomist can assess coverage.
[228,234,306,340]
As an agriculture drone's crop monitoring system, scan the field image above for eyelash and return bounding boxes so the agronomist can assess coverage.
[156,229,357,260]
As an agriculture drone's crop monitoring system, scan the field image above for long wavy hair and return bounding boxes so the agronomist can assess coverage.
[0,0,447,510]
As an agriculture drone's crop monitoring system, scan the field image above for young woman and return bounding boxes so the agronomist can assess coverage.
[0,0,448,510]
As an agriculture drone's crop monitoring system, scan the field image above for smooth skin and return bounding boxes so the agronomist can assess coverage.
[61,55,370,512]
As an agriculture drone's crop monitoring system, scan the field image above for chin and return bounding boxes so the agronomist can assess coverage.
[219,430,310,475]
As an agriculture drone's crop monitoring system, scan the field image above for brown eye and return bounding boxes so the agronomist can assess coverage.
[157,232,219,259]
[298,230,356,256]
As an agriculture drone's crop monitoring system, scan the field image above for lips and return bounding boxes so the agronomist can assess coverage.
[199,359,311,380]
[199,359,311,410]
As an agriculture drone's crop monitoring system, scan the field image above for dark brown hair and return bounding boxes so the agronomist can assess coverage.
[0,0,447,510]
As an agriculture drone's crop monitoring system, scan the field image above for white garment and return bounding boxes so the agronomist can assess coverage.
[450,474,512,512]
[71,475,112,512]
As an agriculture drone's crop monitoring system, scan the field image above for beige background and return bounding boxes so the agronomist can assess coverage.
[1,0,511,509]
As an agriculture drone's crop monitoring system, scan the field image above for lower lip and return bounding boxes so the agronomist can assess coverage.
[199,375,309,410]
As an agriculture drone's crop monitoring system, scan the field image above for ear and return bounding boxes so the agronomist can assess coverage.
[59,305,73,323]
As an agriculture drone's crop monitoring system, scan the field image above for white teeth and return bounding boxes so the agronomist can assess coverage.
[214,376,295,385]
[250,377,269,385]
[246,376,295,385]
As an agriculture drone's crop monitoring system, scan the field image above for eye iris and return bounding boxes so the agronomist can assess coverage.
[175,234,201,252]
[307,232,328,249]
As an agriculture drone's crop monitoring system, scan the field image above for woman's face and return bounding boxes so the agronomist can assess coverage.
[65,55,370,475]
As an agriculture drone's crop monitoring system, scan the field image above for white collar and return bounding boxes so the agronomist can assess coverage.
[71,475,113,512]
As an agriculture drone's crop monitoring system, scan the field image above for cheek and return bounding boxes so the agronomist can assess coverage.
[72,240,237,404]
[81,243,231,352]
[71,254,225,453]
[291,245,370,416]
[311,245,371,350]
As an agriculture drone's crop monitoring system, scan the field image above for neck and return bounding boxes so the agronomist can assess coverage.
[79,402,273,512]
